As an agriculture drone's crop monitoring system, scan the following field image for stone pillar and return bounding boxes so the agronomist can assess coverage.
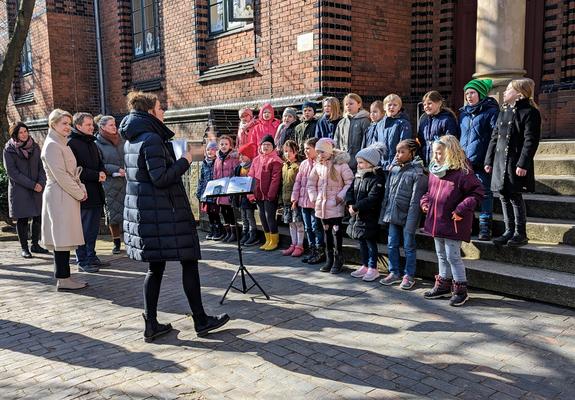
[473,0,526,102]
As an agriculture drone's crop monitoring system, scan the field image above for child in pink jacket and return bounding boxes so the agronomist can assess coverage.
[250,103,281,147]
[213,135,240,242]
[307,138,354,274]
[248,135,283,251]
[291,137,325,264]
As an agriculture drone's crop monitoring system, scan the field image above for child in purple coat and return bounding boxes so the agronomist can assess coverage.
[420,135,483,307]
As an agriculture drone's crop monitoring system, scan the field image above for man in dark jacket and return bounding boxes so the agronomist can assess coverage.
[120,91,229,342]
[68,112,107,273]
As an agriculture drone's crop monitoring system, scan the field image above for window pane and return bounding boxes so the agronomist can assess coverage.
[144,5,154,30]
[133,9,142,33]
[209,3,224,33]
[134,33,144,56]
[231,0,254,20]
[144,30,155,53]
[131,0,140,12]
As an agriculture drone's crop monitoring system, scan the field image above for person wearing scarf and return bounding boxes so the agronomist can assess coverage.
[95,115,126,254]
[3,121,48,258]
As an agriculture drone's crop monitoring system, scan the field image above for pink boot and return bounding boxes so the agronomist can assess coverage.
[282,245,296,256]
[291,246,304,257]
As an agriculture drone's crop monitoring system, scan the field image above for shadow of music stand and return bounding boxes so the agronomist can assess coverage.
[203,177,270,304]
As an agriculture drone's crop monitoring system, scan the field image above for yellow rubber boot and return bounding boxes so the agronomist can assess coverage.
[266,233,280,251]
[259,232,271,250]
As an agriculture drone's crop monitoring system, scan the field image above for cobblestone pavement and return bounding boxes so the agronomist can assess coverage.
[1,236,574,400]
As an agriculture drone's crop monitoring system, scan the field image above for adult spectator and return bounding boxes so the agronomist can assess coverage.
[41,109,88,290]
[68,112,107,273]
[95,115,125,254]
[3,122,48,258]
[119,91,229,342]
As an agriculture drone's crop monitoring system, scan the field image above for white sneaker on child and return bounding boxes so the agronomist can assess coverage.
[351,265,368,278]
[362,268,380,282]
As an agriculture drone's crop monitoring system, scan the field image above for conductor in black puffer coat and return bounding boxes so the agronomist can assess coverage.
[119,91,229,342]
[484,78,541,247]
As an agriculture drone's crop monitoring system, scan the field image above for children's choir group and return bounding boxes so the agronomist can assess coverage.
[197,78,541,307]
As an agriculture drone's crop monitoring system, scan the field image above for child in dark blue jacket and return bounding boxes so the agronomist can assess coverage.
[196,141,224,240]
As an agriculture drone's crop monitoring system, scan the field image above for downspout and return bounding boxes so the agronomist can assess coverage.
[94,0,106,114]
[318,0,322,95]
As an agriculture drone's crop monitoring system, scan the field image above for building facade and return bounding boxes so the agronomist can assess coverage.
[1,0,574,140]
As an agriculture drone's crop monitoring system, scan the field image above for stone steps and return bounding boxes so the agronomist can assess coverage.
[488,214,575,245]
[493,193,575,220]
[536,140,575,156]
[535,175,575,196]
[534,155,575,175]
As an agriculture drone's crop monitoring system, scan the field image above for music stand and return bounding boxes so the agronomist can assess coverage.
[202,177,270,304]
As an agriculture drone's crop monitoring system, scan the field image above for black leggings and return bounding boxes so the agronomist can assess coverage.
[257,200,278,233]
[144,260,206,321]
[321,217,343,254]
[208,211,222,225]
[54,251,71,279]
[220,205,235,225]
[16,216,41,249]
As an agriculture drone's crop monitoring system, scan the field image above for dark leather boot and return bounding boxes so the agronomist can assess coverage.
[302,246,316,263]
[330,251,344,274]
[212,224,225,241]
[449,281,469,306]
[244,230,259,246]
[507,224,528,247]
[308,246,326,265]
[192,313,230,337]
[142,313,173,343]
[226,225,237,243]
[319,250,334,272]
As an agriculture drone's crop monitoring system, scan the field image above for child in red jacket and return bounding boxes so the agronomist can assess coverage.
[248,135,283,251]
[420,135,483,306]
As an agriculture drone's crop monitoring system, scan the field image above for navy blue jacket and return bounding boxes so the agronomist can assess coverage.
[315,115,341,139]
[459,97,499,170]
[120,111,200,262]
[196,157,217,204]
[417,110,459,166]
[364,112,412,168]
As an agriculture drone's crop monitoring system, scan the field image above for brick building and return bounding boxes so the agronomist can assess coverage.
[1,0,574,140]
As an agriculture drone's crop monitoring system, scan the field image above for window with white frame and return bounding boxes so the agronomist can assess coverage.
[131,0,160,58]
[20,34,32,75]
[208,0,253,36]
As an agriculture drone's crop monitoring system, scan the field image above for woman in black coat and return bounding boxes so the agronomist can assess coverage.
[2,122,49,258]
[485,78,541,247]
[119,91,229,342]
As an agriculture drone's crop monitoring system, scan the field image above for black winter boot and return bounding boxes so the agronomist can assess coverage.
[192,313,230,337]
[330,250,344,274]
[206,224,215,240]
[244,230,259,246]
[308,246,326,265]
[302,246,315,263]
[142,313,173,342]
[449,281,469,306]
[225,225,237,243]
[319,250,334,272]
[112,238,121,254]
[239,228,249,245]
[424,275,453,299]
[212,224,225,241]
[507,224,528,247]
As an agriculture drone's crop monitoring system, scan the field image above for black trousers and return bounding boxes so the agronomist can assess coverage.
[16,216,41,249]
[144,260,206,321]
[54,251,71,279]
[321,217,343,254]
[257,200,278,233]
[499,190,526,233]
[220,205,235,225]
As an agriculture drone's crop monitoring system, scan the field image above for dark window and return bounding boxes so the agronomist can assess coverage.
[20,34,32,75]
[208,0,253,36]
[131,0,160,58]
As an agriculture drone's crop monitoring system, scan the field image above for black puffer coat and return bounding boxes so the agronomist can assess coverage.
[119,111,200,262]
[484,99,541,193]
[345,167,386,240]
[67,128,106,209]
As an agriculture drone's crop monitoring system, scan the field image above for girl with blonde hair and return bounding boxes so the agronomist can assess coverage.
[420,135,484,306]
[334,93,371,170]
[484,78,541,247]
[315,97,342,139]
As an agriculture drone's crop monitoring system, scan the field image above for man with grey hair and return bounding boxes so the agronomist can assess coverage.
[68,112,108,273]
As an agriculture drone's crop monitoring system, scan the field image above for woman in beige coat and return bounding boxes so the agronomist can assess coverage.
[41,109,88,290]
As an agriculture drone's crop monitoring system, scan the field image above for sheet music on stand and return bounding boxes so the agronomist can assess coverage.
[202,177,256,198]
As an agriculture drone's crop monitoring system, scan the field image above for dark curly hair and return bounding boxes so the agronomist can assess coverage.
[9,122,29,141]
[397,139,419,158]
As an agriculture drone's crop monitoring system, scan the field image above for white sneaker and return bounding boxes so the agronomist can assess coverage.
[362,268,381,282]
[351,265,368,278]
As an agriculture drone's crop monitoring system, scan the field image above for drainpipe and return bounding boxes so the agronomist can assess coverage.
[94,0,106,114]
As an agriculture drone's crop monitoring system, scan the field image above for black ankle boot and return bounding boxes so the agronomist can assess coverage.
[212,224,225,241]
[507,229,528,247]
[21,248,32,258]
[142,313,173,342]
[330,251,344,274]
[302,246,316,263]
[30,243,49,254]
[319,250,334,272]
[192,313,230,337]
[492,230,514,246]
[239,229,249,245]
[244,230,259,246]
[112,238,121,254]
[226,226,237,243]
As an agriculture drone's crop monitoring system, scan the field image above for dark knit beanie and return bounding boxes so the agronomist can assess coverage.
[464,79,493,100]
[260,134,275,147]
[302,101,318,111]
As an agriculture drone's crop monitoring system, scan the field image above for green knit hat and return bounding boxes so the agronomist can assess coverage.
[464,79,493,100]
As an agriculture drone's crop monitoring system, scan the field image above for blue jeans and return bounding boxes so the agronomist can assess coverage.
[76,207,102,267]
[301,207,324,247]
[434,237,467,282]
[387,223,417,277]
[359,238,378,269]
[475,170,493,217]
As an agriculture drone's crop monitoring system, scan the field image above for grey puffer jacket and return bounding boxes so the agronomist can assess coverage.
[379,157,428,234]
[96,134,126,225]
[334,109,371,171]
